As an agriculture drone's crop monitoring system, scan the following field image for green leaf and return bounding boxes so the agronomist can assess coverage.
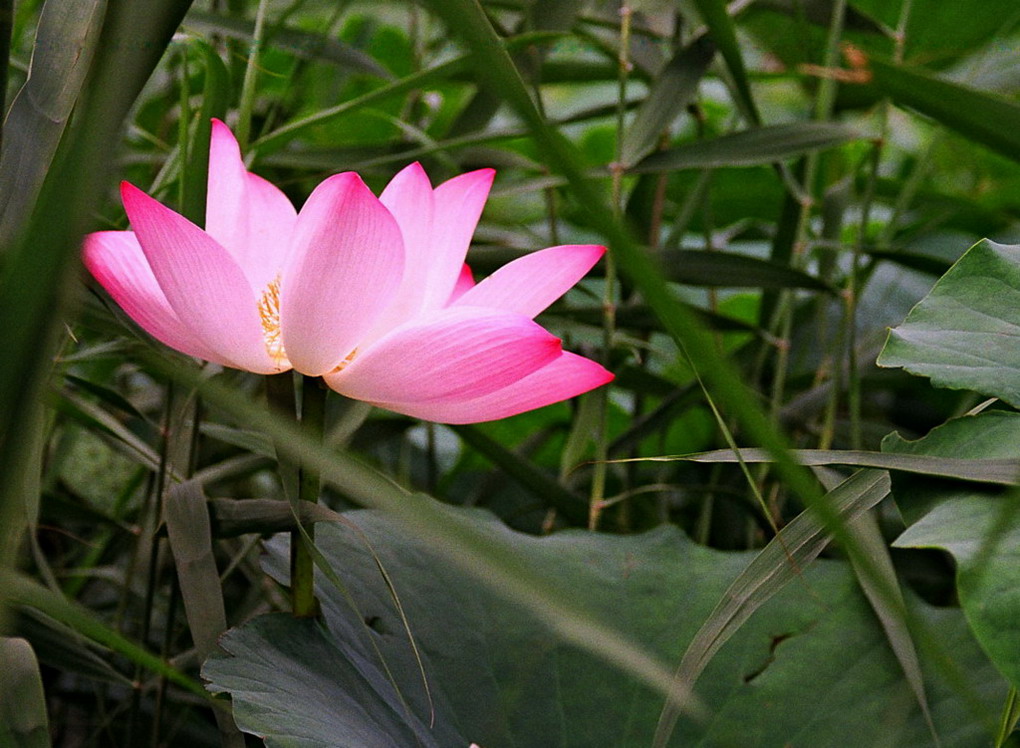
[659,249,837,292]
[618,447,1020,485]
[631,122,864,173]
[0,638,49,748]
[621,37,715,166]
[0,0,105,244]
[12,609,129,687]
[1,572,209,701]
[689,0,760,125]
[869,58,1020,162]
[205,506,1004,746]
[878,239,1020,408]
[886,411,1020,691]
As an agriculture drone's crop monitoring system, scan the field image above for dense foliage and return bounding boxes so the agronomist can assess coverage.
[2,0,1020,746]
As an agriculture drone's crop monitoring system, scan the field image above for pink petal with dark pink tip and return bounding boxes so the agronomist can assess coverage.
[417,168,495,312]
[83,231,232,365]
[121,182,279,374]
[371,352,613,424]
[447,263,475,304]
[454,244,605,318]
[205,119,297,292]
[323,307,561,405]
[280,172,404,376]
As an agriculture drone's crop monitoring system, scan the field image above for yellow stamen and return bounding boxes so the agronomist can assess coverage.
[332,348,358,374]
[259,275,286,363]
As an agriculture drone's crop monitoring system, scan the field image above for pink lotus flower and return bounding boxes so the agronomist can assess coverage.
[84,120,612,423]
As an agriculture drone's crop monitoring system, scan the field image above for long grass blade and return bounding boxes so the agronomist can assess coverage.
[652,468,891,745]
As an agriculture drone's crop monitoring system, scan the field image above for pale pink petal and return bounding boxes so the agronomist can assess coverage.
[205,119,297,291]
[454,244,605,318]
[281,173,404,376]
[366,162,436,335]
[371,352,613,424]
[447,263,475,304]
[418,168,495,312]
[323,307,561,405]
[121,182,280,374]
[83,231,232,365]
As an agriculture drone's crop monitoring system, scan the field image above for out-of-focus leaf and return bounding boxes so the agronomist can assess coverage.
[631,122,864,173]
[869,57,1020,162]
[2,572,208,700]
[183,9,389,78]
[689,0,760,124]
[0,0,106,244]
[0,0,193,592]
[165,481,244,746]
[13,608,129,686]
[878,240,1020,407]
[451,424,587,524]
[179,39,230,225]
[887,411,1020,690]
[205,504,1003,747]
[660,249,836,292]
[621,37,715,166]
[754,0,884,33]
[0,638,49,748]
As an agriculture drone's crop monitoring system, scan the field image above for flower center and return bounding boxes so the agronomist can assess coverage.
[258,275,286,363]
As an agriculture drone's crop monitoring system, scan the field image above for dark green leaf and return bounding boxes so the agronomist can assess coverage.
[690,0,761,124]
[660,249,836,292]
[869,57,1020,162]
[621,37,715,166]
[631,122,864,173]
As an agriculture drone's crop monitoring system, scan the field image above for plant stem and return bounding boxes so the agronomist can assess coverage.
[589,1,631,531]
[291,375,325,618]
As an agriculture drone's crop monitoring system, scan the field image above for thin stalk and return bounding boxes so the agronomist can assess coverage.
[123,381,178,747]
[235,0,269,151]
[292,375,325,618]
[589,2,631,531]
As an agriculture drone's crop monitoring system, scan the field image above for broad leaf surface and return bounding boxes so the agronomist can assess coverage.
[886,411,1020,690]
[205,508,1005,746]
[878,240,1020,407]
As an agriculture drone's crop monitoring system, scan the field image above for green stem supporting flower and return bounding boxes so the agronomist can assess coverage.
[267,372,323,618]
[291,375,326,618]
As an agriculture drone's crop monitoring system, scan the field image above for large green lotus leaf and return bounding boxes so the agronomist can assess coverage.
[204,507,1004,746]
[885,411,1020,690]
[878,240,1020,407]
